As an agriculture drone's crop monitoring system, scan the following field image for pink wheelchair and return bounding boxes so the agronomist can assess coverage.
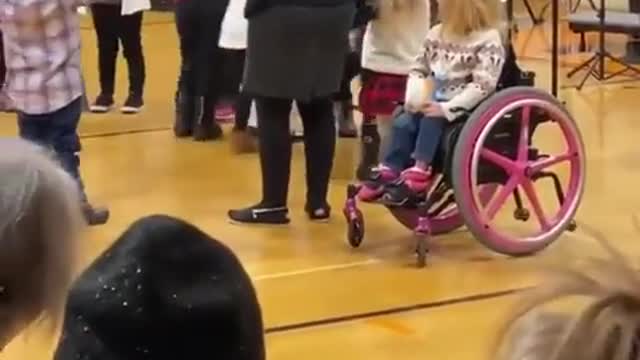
[342,48,586,267]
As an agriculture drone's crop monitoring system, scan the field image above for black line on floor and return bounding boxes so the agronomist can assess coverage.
[264,286,530,334]
[80,127,170,139]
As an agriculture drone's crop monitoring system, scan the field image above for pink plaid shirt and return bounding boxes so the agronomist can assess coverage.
[0,0,84,115]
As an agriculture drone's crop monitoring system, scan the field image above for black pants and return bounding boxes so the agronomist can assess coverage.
[255,96,335,208]
[91,4,145,97]
[0,31,5,86]
[175,0,229,103]
[333,51,361,102]
[218,48,252,129]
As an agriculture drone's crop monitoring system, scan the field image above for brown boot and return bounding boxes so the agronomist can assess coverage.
[230,128,258,154]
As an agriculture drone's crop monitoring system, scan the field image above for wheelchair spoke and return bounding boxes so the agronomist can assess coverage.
[480,149,516,174]
[485,175,520,221]
[520,179,551,231]
[530,153,574,173]
[517,106,531,162]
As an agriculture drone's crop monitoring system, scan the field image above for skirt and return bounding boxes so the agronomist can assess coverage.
[243,3,355,101]
[359,70,408,116]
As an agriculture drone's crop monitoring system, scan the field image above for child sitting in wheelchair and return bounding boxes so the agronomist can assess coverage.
[358,0,506,205]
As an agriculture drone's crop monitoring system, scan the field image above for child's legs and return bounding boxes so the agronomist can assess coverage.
[413,116,447,167]
[382,112,420,171]
[174,1,198,94]
[18,98,86,200]
[118,10,145,96]
[91,4,121,96]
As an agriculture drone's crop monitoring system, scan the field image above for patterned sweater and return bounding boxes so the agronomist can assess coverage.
[408,24,505,121]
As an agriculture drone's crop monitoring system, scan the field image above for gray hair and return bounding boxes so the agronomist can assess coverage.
[0,139,83,344]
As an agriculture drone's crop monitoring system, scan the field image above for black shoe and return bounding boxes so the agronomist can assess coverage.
[193,96,223,141]
[89,94,114,113]
[380,182,424,208]
[121,93,144,114]
[82,203,110,226]
[356,123,380,181]
[228,204,290,225]
[174,91,193,137]
[305,203,331,222]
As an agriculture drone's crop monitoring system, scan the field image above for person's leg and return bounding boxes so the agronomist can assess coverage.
[173,0,198,137]
[89,4,120,112]
[383,115,447,205]
[358,111,419,201]
[333,51,358,138]
[228,96,292,224]
[296,97,335,220]
[191,3,226,141]
[118,9,145,113]
[19,99,110,225]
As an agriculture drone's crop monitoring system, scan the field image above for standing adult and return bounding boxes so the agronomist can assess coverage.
[228,0,356,224]
[88,0,150,114]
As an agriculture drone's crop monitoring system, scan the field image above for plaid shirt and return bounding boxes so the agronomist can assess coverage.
[0,0,84,115]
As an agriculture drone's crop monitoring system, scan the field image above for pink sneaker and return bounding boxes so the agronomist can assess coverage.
[400,167,433,193]
[215,104,235,123]
[357,166,399,202]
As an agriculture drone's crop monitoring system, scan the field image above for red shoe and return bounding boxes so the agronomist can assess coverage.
[357,166,398,202]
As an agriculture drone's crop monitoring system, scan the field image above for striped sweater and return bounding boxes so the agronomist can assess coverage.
[407,24,505,121]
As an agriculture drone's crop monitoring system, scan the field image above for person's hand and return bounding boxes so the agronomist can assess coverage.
[404,101,421,113]
[422,102,445,117]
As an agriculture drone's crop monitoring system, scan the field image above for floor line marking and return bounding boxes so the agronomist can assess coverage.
[252,258,380,281]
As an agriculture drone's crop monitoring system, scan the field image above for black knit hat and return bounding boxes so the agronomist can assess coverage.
[53,215,265,360]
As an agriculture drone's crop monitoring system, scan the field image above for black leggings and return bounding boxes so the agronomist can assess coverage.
[91,4,145,96]
[255,96,335,208]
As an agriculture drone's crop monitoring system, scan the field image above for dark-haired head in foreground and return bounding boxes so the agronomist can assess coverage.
[54,215,265,360]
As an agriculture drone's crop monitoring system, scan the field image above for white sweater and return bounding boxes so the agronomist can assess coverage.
[219,0,248,49]
[406,24,506,121]
[361,1,430,75]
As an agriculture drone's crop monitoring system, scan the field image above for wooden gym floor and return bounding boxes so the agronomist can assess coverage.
[3,7,640,360]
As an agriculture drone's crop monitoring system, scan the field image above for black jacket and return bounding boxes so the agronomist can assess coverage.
[53,215,265,360]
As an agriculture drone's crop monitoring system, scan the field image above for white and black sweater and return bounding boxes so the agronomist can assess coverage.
[407,24,505,121]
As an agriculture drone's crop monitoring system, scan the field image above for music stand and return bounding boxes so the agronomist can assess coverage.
[566,0,640,89]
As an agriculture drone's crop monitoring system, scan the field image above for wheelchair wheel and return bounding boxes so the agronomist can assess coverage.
[387,182,497,235]
[452,87,586,256]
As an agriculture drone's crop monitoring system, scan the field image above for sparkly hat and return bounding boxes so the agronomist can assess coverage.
[53,215,265,360]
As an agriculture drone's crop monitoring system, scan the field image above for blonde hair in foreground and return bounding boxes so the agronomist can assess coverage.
[0,139,83,347]
[495,222,640,360]
[439,0,500,37]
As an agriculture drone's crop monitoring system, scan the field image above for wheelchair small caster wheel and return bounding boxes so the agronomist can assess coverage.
[567,220,577,232]
[514,208,530,222]
[416,237,427,267]
[347,211,365,248]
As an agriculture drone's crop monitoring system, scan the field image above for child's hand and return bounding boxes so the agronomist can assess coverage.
[404,102,421,113]
[422,102,445,117]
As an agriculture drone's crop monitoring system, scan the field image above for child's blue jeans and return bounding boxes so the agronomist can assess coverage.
[17,97,86,202]
[383,111,447,171]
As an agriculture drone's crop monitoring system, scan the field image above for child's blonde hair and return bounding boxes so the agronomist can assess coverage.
[439,0,500,37]
[0,139,83,348]
[495,223,640,360]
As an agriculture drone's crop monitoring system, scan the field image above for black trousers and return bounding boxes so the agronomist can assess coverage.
[218,48,251,129]
[333,51,361,101]
[91,4,145,96]
[175,0,229,104]
[255,96,335,208]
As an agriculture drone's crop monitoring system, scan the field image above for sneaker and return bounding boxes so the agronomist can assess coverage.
[382,167,433,207]
[305,203,331,222]
[121,94,144,114]
[228,204,290,225]
[82,202,110,226]
[357,165,398,202]
[89,94,114,113]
